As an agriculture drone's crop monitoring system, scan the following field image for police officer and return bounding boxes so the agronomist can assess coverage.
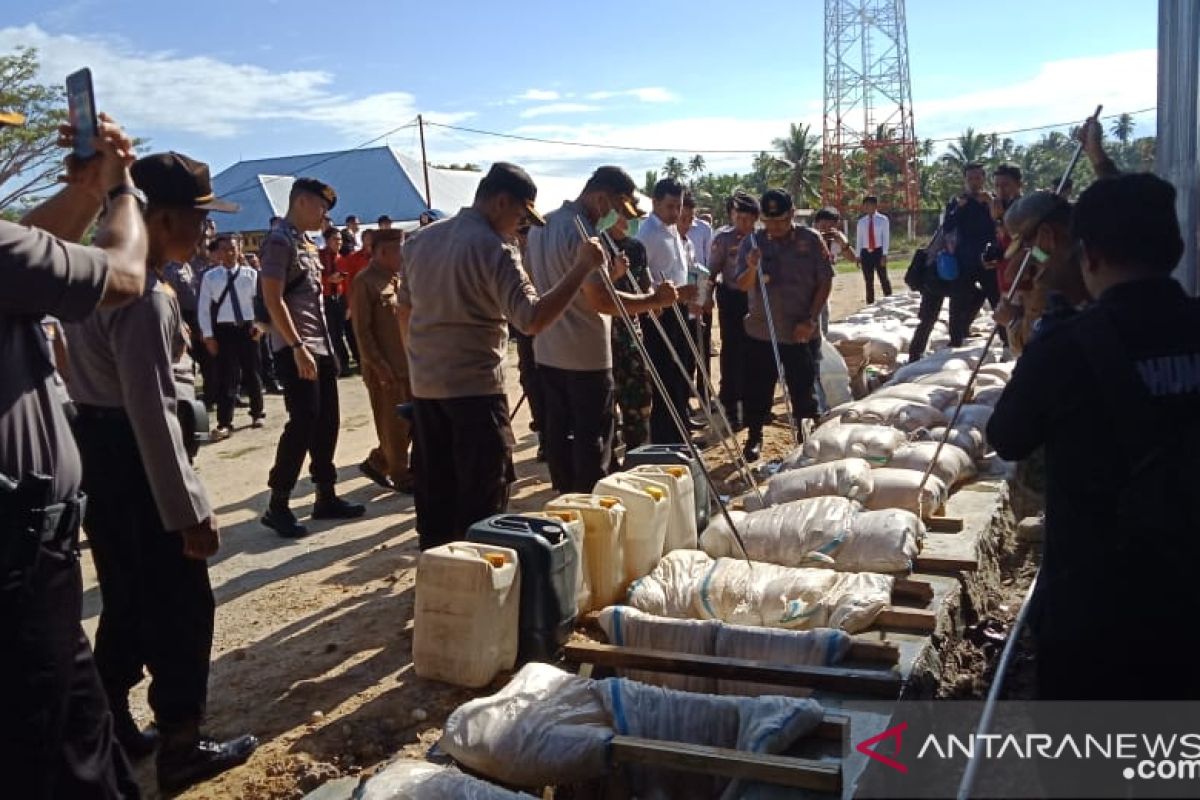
[67,152,259,794]
[734,189,834,461]
[398,162,605,550]
[710,191,760,430]
[988,172,1200,701]
[1,110,145,800]
[260,178,365,538]
[609,212,655,454]
[349,228,414,493]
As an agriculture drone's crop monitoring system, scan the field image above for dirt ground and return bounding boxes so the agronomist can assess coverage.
[78,269,907,799]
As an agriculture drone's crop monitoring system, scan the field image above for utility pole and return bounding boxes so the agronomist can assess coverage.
[822,0,920,237]
[417,114,432,209]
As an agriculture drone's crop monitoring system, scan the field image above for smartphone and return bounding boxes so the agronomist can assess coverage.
[65,68,98,159]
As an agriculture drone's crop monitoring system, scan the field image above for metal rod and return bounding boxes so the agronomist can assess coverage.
[509,390,526,421]
[417,114,432,209]
[914,105,1102,515]
[574,216,751,561]
[749,233,800,441]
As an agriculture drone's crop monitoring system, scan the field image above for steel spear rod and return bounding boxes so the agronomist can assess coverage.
[749,232,800,442]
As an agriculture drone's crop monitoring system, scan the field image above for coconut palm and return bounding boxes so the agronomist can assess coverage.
[688,154,706,179]
[1110,113,1135,145]
[770,122,822,207]
[642,170,659,197]
[942,128,990,171]
[662,157,686,180]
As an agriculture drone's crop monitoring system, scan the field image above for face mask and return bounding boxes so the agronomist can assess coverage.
[1031,245,1051,264]
[625,218,640,237]
[596,209,619,234]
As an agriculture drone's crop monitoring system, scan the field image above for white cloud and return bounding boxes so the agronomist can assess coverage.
[0,24,473,141]
[586,87,677,103]
[516,88,560,101]
[518,102,601,119]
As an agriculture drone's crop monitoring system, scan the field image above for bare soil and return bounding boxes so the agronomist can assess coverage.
[79,269,909,799]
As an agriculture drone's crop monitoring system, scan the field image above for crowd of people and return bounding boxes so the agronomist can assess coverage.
[2,98,1198,800]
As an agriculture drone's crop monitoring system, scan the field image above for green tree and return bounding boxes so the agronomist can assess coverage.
[687,154,706,180]
[1110,113,1135,145]
[661,156,686,180]
[642,169,659,197]
[0,47,68,211]
[771,122,822,207]
[942,127,989,171]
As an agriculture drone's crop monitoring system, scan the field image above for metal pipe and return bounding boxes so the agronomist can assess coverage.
[574,216,752,561]
[749,232,800,441]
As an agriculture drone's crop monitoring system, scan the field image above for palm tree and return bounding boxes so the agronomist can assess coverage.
[770,122,822,207]
[688,154,706,179]
[919,138,935,161]
[942,127,989,171]
[642,169,659,197]
[1110,113,1135,145]
[662,157,686,180]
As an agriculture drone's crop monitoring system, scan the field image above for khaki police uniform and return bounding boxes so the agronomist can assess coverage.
[0,220,139,798]
[350,260,413,489]
[710,226,752,425]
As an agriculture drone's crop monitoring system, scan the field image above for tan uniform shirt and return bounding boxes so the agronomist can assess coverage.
[398,208,539,399]
[350,262,408,383]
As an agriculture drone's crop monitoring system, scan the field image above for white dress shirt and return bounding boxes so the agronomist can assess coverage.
[855,211,891,255]
[197,264,258,338]
[684,218,713,268]
[635,212,689,286]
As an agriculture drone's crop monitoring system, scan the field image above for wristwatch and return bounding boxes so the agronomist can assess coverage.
[106,183,147,210]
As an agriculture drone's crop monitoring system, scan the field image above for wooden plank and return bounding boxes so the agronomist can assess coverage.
[814,716,849,744]
[874,607,937,633]
[563,642,901,697]
[892,578,935,604]
[925,516,964,533]
[847,640,901,666]
[913,554,978,573]
[611,736,841,792]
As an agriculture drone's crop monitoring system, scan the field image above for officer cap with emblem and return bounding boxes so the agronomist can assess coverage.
[478,162,546,226]
[759,188,794,221]
[584,165,642,218]
[1003,191,1069,259]
[131,152,239,213]
[292,177,338,210]
[732,191,761,216]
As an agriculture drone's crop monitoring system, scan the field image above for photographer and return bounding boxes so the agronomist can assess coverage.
[1,110,145,798]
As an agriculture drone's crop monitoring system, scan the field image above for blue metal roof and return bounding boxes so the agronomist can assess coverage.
[210,146,438,232]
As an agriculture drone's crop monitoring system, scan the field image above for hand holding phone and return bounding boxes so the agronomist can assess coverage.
[66,68,98,160]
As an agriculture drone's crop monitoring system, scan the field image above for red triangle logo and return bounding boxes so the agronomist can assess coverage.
[856,721,909,774]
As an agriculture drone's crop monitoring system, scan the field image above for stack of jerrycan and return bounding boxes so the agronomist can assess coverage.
[544,494,626,610]
[523,509,590,615]
[412,542,520,688]
[626,464,697,552]
[467,515,579,663]
[624,444,710,532]
[593,473,668,583]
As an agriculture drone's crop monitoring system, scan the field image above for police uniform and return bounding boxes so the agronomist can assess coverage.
[349,233,413,492]
[611,233,653,452]
[67,152,258,793]
[260,178,365,538]
[711,226,752,426]
[1,219,139,798]
[734,193,834,439]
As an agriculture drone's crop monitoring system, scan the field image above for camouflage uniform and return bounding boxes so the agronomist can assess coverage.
[611,235,653,450]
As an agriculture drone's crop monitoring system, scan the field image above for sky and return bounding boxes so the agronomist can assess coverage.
[2,0,1160,185]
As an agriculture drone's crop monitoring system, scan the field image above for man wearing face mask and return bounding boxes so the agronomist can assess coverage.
[527,165,678,492]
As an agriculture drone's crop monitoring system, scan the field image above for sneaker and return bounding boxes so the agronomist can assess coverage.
[211,426,232,442]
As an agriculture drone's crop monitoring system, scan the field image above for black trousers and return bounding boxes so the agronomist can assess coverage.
[716,286,749,424]
[968,268,1009,345]
[691,312,713,404]
[184,309,216,405]
[213,324,263,427]
[1,518,139,799]
[744,337,818,431]
[513,332,545,434]
[411,395,514,551]
[74,413,215,731]
[323,295,351,373]
[269,351,340,493]
[539,365,614,493]
[859,249,892,304]
[258,338,277,385]
[907,284,978,360]
[645,305,695,444]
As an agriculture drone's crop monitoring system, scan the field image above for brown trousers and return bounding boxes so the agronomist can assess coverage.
[363,373,412,482]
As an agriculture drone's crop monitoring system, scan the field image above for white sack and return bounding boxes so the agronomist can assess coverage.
[978,361,1015,382]
[360,761,532,800]
[969,385,1006,407]
[922,426,986,460]
[912,369,975,391]
[596,606,720,694]
[886,441,977,487]
[865,468,948,515]
[801,420,909,465]
[818,338,854,408]
[872,381,963,411]
[717,625,853,698]
[828,396,948,433]
[628,550,894,633]
[766,458,875,504]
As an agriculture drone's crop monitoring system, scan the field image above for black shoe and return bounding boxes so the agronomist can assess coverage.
[263,381,283,395]
[261,505,307,538]
[156,733,259,794]
[113,708,158,761]
[312,495,366,520]
[358,460,394,490]
[743,434,763,463]
[535,445,546,463]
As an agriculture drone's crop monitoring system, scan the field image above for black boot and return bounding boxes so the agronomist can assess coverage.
[112,705,159,761]
[156,721,258,794]
[743,429,763,463]
[312,484,366,520]
[261,490,307,538]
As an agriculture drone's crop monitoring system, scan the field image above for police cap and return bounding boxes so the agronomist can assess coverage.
[131,152,239,213]
[759,189,794,220]
[1003,191,1069,259]
[293,177,338,210]
[478,162,545,226]
[732,191,761,215]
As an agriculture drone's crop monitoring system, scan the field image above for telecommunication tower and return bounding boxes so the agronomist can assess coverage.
[822,0,920,234]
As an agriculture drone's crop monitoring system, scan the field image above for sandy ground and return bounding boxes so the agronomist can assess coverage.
[79,269,907,799]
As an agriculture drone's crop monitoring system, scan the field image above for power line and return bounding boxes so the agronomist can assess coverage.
[425,107,1156,157]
